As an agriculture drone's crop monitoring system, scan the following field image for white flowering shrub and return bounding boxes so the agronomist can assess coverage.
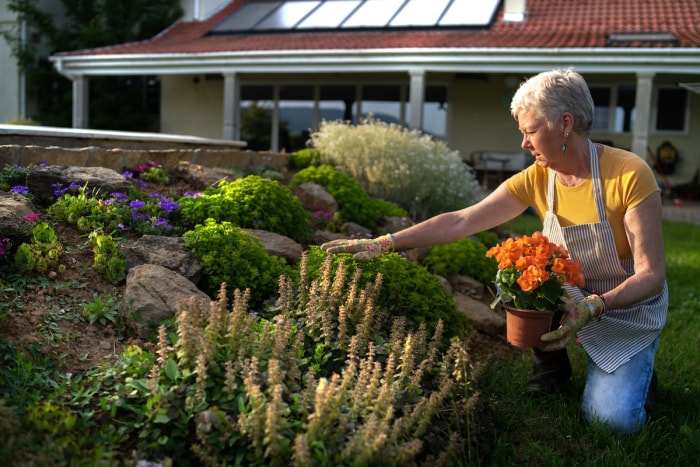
[309,118,483,220]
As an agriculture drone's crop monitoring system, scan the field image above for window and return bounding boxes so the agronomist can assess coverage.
[590,85,636,133]
[590,84,688,134]
[654,87,688,133]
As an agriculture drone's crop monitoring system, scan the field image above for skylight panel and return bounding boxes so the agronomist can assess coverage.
[341,0,405,28]
[440,0,500,26]
[298,0,362,29]
[390,0,451,27]
[254,1,321,30]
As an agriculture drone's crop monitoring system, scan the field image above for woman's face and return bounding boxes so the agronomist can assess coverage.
[517,110,563,169]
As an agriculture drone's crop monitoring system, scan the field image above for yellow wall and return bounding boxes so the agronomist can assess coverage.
[161,75,224,140]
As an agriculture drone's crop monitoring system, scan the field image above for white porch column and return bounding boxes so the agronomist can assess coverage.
[408,69,425,130]
[223,72,239,141]
[271,85,280,152]
[72,76,89,129]
[631,72,655,161]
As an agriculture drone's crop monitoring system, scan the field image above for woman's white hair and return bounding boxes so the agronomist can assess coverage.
[510,68,595,135]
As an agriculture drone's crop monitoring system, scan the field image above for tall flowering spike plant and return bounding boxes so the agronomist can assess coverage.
[486,231,585,311]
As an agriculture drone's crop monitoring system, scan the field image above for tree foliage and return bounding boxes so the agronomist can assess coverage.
[2,0,183,129]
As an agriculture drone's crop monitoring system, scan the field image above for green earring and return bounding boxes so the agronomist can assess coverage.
[562,142,567,153]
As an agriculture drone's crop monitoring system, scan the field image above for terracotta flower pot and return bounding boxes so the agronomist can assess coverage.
[504,305,554,348]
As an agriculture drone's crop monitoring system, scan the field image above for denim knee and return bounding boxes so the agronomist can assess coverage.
[582,337,659,435]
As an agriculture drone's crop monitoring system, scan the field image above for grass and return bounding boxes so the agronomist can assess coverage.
[469,214,700,466]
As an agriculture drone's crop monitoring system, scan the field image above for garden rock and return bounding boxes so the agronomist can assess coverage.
[0,191,37,236]
[121,235,203,283]
[453,292,506,337]
[171,160,236,190]
[292,182,338,213]
[342,222,372,238]
[124,264,211,338]
[244,229,303,264]
[26,165,131,204]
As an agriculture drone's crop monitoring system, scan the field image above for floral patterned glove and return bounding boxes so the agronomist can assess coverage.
[320,234,394,260]
[539,295,605,351]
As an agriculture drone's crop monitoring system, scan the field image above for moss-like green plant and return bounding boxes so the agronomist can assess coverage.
[89,231,127,285]
[183,218,291,308]
[289,164,407,230]
[13,222,64,274]
[309,117,483,221]
[422,237,498,285]
[177,175,312,244]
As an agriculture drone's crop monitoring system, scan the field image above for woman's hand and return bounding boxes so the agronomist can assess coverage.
[320,234,394,260]
[540,295,605,351]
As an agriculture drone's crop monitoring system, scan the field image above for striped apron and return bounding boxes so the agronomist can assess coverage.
[542,140,668,373]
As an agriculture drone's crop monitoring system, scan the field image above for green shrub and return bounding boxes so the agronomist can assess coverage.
[422,237,498,285]
[304,246,468,340]
[183,219,291,308]
[93,255,469,465]
[289,147,321,169]
[309,117,483,221]
[177,175,312,244]
[289,165,407,230]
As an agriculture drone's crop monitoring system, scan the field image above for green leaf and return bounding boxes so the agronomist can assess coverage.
[165,358,179,381]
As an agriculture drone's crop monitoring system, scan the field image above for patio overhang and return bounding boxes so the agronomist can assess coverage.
[50,47,700,78]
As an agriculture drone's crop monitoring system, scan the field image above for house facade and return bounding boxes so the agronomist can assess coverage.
[40,0,700,188]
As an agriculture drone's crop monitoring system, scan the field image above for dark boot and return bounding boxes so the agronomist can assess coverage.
[644,371,658,421]
[526,347,572,395]
[526,309,571,395]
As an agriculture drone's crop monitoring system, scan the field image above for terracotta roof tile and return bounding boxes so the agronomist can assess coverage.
[57,0,700,56]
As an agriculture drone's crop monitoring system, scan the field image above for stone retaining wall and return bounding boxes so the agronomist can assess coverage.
[0,145,290,172]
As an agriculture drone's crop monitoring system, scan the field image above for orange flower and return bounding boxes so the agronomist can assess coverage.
[487,231,586,311]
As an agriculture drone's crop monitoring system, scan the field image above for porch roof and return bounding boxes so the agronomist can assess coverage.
[50,0,700,77]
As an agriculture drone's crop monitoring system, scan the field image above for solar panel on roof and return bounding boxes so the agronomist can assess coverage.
[341,0,405,28]
[210,2,282,32]
[209,0,500,34]
[298,0,362,29]
[255,1,320,30]
[390,0,451,27]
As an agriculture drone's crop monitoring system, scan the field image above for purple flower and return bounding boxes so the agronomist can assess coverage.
[129,199,146,210]
[154,218,172,230]
[121,171,134,179]
[11,185,29,195]
[183,191,202,198]
[158,199,180,214]
[110,192,128,203]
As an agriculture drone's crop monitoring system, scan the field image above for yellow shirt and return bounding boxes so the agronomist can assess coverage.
[506,145,659,259]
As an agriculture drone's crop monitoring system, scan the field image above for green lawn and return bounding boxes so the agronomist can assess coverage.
[468,216,700,466]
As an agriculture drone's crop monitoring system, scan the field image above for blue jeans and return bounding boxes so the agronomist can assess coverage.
[582,336,659,434]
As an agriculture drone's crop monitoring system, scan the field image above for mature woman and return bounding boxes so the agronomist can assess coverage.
[321,68,667,435]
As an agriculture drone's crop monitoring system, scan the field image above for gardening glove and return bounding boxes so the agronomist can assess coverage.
[320,234,394,261]
[539,295,605,351]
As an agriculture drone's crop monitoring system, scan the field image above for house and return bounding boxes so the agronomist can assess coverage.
[30,0,700,187]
